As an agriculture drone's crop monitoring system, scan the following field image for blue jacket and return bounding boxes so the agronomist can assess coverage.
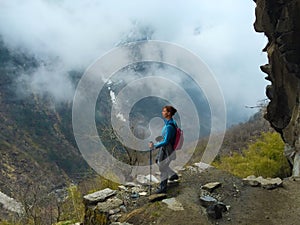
[154,118,177,149]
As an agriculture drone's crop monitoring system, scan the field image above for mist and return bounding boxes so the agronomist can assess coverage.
[0,0,268,125]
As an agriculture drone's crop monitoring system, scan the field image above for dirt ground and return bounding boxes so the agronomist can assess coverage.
[120,167,300,225]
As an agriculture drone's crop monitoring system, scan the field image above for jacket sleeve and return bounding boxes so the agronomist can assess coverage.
[154,125,174,149]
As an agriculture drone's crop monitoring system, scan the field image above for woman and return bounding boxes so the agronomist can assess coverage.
[149,105,179,194]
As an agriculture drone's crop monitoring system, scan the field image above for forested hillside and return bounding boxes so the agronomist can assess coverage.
[0,39,92,196]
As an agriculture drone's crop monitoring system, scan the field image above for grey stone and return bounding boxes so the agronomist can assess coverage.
[260,178,283,190]
[131,186,145,194]
[139,191,148,196]
[118,185,128,191]
[162,197,184,211]
[0,191,24,214]
[120,205,127,213]
[131,193,139,199]
[243,175,283,189]
[199,195,218,208]
[108,208,121,215]
[194,162,212,172]
[201,182,222,192]
[83,188,116,204]
[109,213,122,222]
[243,175,260,187]
[186,166,198,173]
[96,197,123,212]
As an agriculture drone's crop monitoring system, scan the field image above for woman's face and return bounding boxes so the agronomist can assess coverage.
[162,108,171,119]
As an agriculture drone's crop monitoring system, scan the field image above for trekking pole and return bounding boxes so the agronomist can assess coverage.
[149,141,153,195]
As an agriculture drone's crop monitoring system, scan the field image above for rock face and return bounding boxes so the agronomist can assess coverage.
[0,191,23,214]
[254,0,300,176]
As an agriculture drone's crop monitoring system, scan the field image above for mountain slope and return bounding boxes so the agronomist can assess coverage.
[0,40,91,198]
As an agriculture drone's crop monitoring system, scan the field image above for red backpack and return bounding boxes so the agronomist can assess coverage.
[170,123,184,150]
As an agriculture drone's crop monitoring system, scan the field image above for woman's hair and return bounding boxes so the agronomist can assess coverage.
[163,105,177,116]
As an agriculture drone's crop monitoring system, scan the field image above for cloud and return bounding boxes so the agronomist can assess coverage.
[0,0,268,124]
[18,64,75,102]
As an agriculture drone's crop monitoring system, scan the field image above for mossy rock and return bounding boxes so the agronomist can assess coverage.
[84,206,109,225]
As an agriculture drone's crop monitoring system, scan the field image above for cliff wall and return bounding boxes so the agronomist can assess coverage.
[254,0,300,175]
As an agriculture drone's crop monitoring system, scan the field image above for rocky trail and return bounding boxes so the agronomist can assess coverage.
[82,163,300,225]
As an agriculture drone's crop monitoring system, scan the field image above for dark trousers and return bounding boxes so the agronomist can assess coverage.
[156,144,176,190]
[158,158,176,182]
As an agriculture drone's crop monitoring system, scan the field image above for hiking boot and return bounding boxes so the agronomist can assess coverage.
[169,173,179,181]
[155,187,167,194]
[156,179,167,194]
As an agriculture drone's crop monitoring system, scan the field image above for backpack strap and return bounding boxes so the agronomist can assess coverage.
[168,123,177,147]
[169,123,177,130]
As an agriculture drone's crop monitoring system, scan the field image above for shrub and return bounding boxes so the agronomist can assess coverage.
[213,132,291,178]
[59,185,85,223]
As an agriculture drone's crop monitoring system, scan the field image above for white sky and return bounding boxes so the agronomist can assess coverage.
[0,0,269,124]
